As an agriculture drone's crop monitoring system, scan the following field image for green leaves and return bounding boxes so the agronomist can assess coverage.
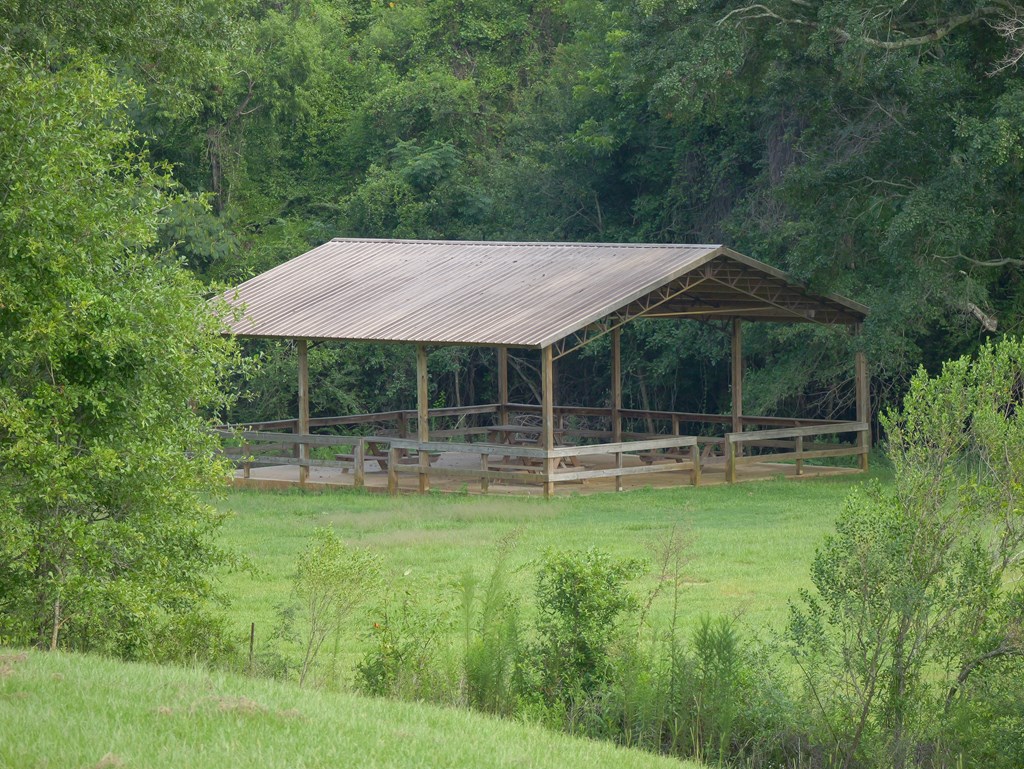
[789,337,1024,766]
[532,548,643,699]
[0,50,244,658]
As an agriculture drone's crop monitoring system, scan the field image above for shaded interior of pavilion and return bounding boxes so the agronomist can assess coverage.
[216,239,871,497]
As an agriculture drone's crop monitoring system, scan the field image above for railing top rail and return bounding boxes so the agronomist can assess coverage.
[559,435,697,458]
[217,403,500,431]
[388,438,547,459]
[214,429,381,447]
[387,435,697,459]
[727,421,868,443]
[502,402,847,426]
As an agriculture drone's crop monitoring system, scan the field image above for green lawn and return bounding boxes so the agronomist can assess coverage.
[218,470,883,668]
[0,650,696,769]
[0,474,881,769]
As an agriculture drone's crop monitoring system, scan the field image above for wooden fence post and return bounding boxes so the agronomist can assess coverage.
[297,339,309,486]
[541,345,555,499]
[387,447,399,496]
[416,344,430,493]
[611,328,622,444]
[855,333,870,472]
[731,318,743,460]
[354,438,366,489]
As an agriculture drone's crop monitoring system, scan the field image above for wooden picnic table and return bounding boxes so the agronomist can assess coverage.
[335,439,391,471]
[335,439,440,472]
[485,425,579,469]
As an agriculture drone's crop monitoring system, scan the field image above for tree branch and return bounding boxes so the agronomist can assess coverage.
[945,642,1024,710]
[838,12,983,49]
[720,3,1008,53]
[967,302,999,333]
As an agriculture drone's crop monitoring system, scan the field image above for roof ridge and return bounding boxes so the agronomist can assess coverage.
[328,238,722,249]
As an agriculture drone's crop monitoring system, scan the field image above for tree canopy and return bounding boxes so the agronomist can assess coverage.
[3,0,1024,426]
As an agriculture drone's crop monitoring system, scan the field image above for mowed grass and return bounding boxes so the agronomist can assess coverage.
[217,469,885,664]
[0,649,696,769]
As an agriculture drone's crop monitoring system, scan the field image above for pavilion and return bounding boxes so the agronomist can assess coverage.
[216,238,870,497]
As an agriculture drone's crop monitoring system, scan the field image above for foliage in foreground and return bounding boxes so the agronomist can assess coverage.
[353,540,794,768]
[275,528,383,687]
[789,337,1024,768]
[0,51,243,659]
[338,341,1024,769]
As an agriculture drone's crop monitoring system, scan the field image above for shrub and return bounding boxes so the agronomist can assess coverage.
[279,529,382,687]
[0,51,245,658]
[789,338,1024,769]
[527,548,643,707]
[356,578,452,700]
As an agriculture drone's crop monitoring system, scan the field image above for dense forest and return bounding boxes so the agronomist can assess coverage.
[3,0,1023,421]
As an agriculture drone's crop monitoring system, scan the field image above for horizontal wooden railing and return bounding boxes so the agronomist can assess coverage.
[385,435,700,494]
[219,403,846,435]
[216,404,500,432]
[216,404,867,493]
[215,429,401,490]
[724,421,869,482]
[505,402,845,429]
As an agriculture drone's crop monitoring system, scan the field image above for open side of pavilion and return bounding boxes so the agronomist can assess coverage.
[215,238,870,497]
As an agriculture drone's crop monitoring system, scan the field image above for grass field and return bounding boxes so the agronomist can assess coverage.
[217,468,885,672]
[1,473,882,769]
[0,650,697,769]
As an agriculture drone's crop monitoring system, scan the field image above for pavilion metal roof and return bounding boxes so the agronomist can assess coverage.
[219,239,868,347]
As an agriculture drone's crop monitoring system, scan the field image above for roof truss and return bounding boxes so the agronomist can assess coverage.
[552,254,864,359]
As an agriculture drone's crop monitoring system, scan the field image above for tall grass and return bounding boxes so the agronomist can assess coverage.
[351,537,798,768]
[459,531,521,715]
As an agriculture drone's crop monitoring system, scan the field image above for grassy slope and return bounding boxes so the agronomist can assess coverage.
[218,471,881,659]
[0,650,696,769]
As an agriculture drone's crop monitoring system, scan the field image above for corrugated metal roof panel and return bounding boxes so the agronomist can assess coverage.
[219,239,867,346]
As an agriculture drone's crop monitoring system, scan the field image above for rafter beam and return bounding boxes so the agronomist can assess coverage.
[552,275,710,360]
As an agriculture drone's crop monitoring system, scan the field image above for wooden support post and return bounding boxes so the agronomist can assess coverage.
[297,339,310,486]
[855,329,870,472]
[397,411,409,461]
[795,435,804,476]
[387,447,399,496]
[615,451,624,493]
[480,452,489,494]
[354,438,366,489]
[690,443,701,487]
[541,344,555,499]
[552,356,563,432]
[611,327,622,443]
[497,347,509,426]
[416,344,430,493]
[242,442,251,480]
[730,318,743,463]
[726,436,737,484]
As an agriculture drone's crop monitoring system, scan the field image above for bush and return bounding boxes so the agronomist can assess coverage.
[789,338,1024,769]
[356,539,797,768]
[527,548,643,707]
[356,577,452,700]
[279,528,382,688]
[0,51,245,658]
